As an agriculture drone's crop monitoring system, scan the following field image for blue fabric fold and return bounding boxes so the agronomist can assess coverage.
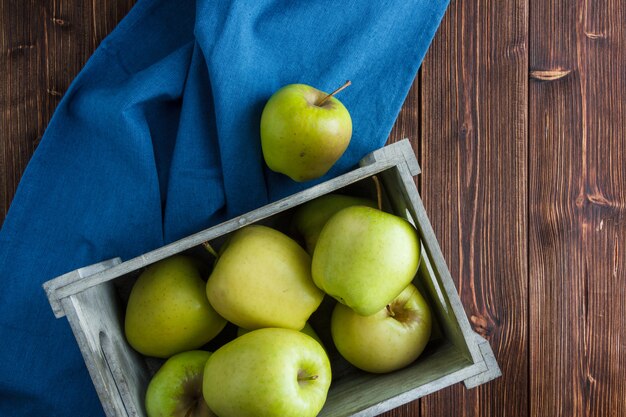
[0,0,448,415]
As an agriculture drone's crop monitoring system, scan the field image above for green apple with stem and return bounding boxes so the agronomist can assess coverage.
[260,81,353,182]
[203,328,331,417]
[145,350,215,417]
[125,256,227,358]
[206,225,324,330]
[292,193,376,254]
[331,283,432,373]
[312,205,420,316]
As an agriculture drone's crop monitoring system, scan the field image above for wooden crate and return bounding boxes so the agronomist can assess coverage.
[44,139,500,417]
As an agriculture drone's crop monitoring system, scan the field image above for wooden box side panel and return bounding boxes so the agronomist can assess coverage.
[62,282,149,417]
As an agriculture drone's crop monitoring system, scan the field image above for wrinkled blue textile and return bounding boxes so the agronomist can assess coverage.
[0,0,448,415]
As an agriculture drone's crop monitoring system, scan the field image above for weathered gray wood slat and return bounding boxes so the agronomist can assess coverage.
[44,139,500,417]
[45,257,122,318]
[61,283,149,417]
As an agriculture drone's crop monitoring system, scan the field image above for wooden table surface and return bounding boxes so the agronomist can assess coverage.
[2,1,625,416]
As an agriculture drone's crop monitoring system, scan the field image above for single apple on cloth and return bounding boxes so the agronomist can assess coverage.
[0,0,450,415]
[261,82,353,182]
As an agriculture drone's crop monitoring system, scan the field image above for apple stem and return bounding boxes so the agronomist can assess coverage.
[372,175,383,210]
[316,80,351,106]
[298,374,319,381]
[202,241,219,259]
[386,304,395,317]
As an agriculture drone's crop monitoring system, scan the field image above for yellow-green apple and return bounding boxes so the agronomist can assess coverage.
[145,350,215,417]
[206,225,324,330]
[125,256,226,358]
[203,328,331,417]
[331,283,432,373]
[292,194,376,254]
[260,82,352,182]
[312,206,420,316]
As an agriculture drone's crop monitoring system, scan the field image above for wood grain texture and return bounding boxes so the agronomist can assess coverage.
[1,0,43,222]
[529,0,626,415]
[389,76,421,173]
[0,0,136,222]
[417,1,529,416]
[2,0,626,416]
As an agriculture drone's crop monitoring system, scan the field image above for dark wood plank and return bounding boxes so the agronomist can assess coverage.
[418,1,529,416]
[1,0,44,223]
[529,0,626,415]
[0,0,136,223]
[389,76,421,165]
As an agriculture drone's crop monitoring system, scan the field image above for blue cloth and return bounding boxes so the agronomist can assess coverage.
[0,0,448,415]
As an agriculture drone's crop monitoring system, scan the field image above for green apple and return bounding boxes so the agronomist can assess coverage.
[260,82,352,182]
[125,256,227,358]
[331,283,432,373]
[236,322,323,347]
[292,194,376,254]
[312,206,420,316]
[206,225,324,330]
[145,350,216,417]
[203,328,331,417]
